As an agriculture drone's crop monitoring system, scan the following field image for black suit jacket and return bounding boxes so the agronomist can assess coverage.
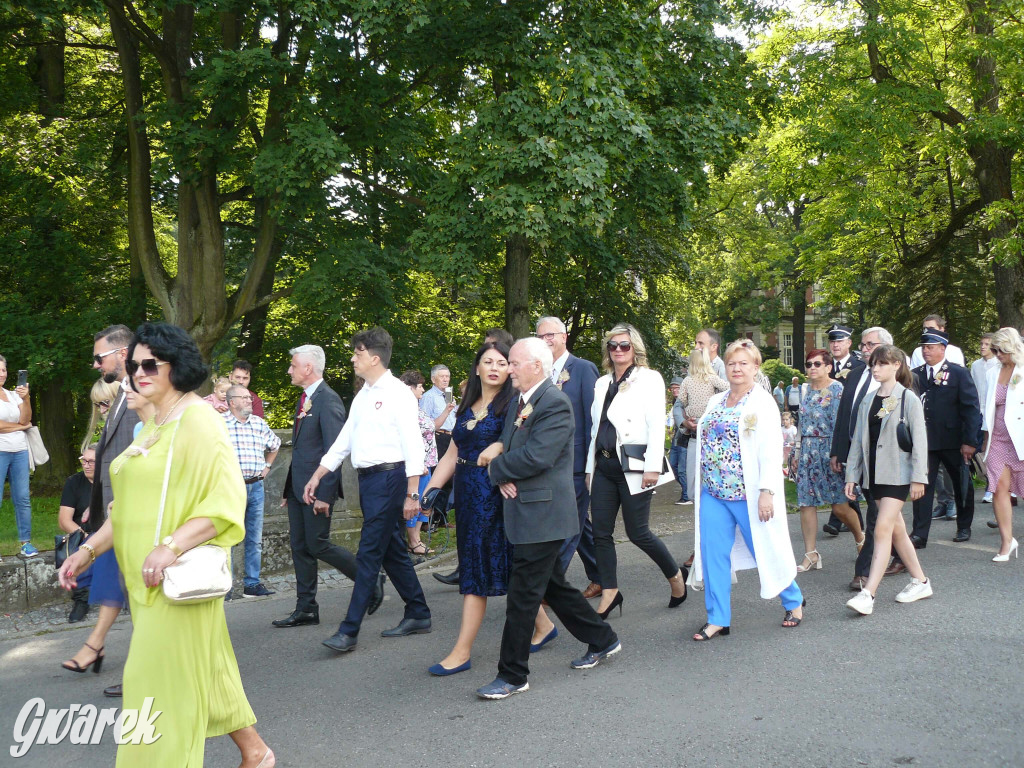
[912,361,982,452]
[88,386,140,531]
[830,364,873,464]
[830,354,865,387]
[558,354,600,474]
[284,381,347,505]
[487,379,580,545]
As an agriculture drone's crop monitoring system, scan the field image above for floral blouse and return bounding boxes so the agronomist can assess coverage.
[700,390,751,501]
[798,381,843,440]
[418,409,438,469]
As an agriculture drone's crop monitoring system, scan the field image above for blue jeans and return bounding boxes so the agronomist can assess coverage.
[243,480,265,587]
[0,450,31,541]
[699,488,802,627]
[669,443,688,500]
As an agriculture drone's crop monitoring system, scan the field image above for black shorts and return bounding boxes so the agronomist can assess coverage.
[871,483,909,502]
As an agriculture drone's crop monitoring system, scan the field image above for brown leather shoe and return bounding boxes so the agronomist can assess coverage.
[849,576,868,591]
[581,582,603,599]
[884,560,907,577]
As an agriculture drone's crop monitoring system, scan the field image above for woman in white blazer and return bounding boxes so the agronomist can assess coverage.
[980,327,1024,561]
[843,344,931,616]
[690,340,803,641]
[585,324,687,619]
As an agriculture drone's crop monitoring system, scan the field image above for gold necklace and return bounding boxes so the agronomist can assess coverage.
[465,399,492,431]
[157,392,189,426]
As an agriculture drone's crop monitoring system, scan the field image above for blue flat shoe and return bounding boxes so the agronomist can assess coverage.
[428,659,471,676]
[529,626,558,653]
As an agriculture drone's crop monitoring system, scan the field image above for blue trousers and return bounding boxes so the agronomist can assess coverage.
[669,443,688,500]
[243,481,265,587]
[699,488,802,627]
[557,472,601,582]
[0,450,31,541]
[337,468,430,636]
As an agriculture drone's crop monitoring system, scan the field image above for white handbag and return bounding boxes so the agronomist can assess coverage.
[25,426,49,472]
[153,421,231,603]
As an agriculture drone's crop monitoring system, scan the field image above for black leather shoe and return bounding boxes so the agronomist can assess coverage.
[367,574,386,616]
[822,523,840,536]
[103,683,123,698]
[322,631,358,653]
[433,568,459,585]
[381,617,431,637]
[909,534,926,549]
[68,599,90,623]
[953,529,971,542]
[272,609,320,628]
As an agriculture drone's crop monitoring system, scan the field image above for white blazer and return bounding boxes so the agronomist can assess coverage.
[982,363,1024,461]
[689,385,798,599]
[585,367,666,475]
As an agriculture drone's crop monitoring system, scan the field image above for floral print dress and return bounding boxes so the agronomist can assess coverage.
[796,380,847,506]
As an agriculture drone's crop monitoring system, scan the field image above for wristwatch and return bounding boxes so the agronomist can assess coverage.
[407,492,420,501]
[161,536,185,557]
[759,488,775,496]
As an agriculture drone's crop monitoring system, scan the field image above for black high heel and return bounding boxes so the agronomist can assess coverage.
[693,623,730,641]
[668,567,688,608]
[61,642,104,674]
[782,598,807,628]
[597,592,624,619]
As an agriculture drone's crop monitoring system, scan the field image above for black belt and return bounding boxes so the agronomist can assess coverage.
[436,430,452,436]
[244,475,263,484]
[357,461,405,476]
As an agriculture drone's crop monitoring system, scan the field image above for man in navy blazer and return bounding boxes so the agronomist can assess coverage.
[536,317,602,594]
[911,328,982,545]
[475,338,619,699]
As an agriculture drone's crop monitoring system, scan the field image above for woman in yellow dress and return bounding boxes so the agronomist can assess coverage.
[60,322,274,768]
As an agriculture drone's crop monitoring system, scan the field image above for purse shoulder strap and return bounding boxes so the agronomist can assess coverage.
[898,389,907,422]
[152,421,181,547]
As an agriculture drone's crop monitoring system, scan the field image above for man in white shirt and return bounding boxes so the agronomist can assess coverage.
[910,314,965,368]
[971,333,999,504]
[695,328,727,380]
[306,327,431,653]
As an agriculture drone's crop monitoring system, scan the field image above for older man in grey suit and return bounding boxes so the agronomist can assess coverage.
[474,337,620,700]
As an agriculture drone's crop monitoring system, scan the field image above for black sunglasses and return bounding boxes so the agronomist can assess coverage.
[125,358,169,377]
[805,360,826,368]
[991,346,1005,355]
[607,341,632,351]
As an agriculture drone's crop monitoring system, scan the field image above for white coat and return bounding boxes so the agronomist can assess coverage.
[982,363,1024,461]
[585,366,666,475]
[690,385,798,599]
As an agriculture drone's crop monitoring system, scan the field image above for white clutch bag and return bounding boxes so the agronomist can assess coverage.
[162,545,231,603]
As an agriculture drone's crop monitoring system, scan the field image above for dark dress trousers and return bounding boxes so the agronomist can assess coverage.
[283,382,356,612]
[910,361,982,540]
[824,354,867,532]
[487,379,617,686]
[556,353,601,581]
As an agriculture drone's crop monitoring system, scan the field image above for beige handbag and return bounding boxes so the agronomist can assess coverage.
[25,426,49,472]
[154,421,231,603]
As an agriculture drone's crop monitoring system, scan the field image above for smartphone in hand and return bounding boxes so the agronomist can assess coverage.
[17,370,28,388]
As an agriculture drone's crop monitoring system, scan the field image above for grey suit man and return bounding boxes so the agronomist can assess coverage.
[274,345,374,628]
[475,338,619,700]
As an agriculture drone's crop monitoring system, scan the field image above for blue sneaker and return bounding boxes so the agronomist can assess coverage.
[243,583,276,597]
[19,542,39,558]
[475,678,529,699]
[570,640,622,670]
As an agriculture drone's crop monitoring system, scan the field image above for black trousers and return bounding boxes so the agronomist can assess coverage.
[853,490,881,578]
[912,449,975,541]
[287,494,357,612]
[498,539,617,686]
[825,496,865,533]
[590,459,679,589]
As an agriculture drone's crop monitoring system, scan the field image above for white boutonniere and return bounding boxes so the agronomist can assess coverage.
[556,369,571,390]
[514,403,534,428]
[1011,375,1021,389]
[837,368,849,379]
[743,413,757,435]
[876,395,899,419]
[297,399,313,420]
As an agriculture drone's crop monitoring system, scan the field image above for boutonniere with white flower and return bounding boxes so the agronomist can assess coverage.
[876,395,900,419]
[1011,375,1021,389]
[556,369,571,390]
[297,398,313,420]
[743,413,757,435]
[515,403,534,428]
[837,368,849,379]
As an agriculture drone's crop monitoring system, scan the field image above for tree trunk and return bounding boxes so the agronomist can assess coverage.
[792,285,807,367]
[504,234,531,339]
[32,379,76,491]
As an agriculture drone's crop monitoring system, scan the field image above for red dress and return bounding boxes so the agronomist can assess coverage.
[985,384,1024,496]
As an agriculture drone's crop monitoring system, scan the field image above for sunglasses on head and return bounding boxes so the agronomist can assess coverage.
[125,358,169,377]
[606,340,632,351]
[805,360,826,368]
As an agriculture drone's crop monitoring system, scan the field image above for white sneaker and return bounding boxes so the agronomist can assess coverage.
[982,491,993,504]
[894,578,933,603]
[846,589,874,615]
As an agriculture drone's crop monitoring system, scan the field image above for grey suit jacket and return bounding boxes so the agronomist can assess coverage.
[487,379,580,545]
[284,381,347,505]
[846,382,929,488]
[88,386,141,530]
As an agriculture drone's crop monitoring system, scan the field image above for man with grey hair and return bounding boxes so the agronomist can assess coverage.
[830,326,890,589]
[274,344,383,627]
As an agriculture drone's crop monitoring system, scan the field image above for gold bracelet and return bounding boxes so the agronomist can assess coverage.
[80,543,97,563]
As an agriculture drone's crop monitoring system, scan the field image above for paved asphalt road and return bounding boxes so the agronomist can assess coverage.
[2,504,1022,767]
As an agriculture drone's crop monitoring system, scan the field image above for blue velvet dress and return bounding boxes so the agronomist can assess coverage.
[453,403,513,597]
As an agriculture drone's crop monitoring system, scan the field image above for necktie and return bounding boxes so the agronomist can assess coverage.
[516,396,526,417]
[298,391,307,413]
[833,361,841,377]
[928,368,934,385]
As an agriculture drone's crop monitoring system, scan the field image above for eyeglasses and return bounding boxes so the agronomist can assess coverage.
[805,361,826,368]
[93,347,127,365]
[79,457,96,466]
[536,332,562,341]
[991,346,1005,355]
[606,341,632,351]
[859,341,880,351]
[125,358,169,377]
[229,395,253,402]
[95,400,111,410]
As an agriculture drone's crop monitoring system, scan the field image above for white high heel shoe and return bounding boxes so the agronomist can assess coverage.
[797,551,822,572]
[993,538,1019,563]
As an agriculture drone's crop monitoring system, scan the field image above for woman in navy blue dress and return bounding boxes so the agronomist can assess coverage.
[423,341,515,675]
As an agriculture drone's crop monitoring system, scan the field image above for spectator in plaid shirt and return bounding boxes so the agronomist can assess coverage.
[226,385,282,597]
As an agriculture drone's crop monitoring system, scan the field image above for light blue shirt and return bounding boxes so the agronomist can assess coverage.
[421,386,456,431]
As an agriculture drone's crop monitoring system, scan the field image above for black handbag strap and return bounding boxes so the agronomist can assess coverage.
[899,389,906,422]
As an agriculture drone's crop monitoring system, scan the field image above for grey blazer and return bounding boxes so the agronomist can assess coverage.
[846,382,929,488]
[487,379,580,545]
[89,387,141,530]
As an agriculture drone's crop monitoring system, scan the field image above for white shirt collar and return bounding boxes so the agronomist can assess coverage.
[521,378,545,404]
[835,354,851,368]
[362,370,394,390]
[304,378,323,399]
[551,351,570,380]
